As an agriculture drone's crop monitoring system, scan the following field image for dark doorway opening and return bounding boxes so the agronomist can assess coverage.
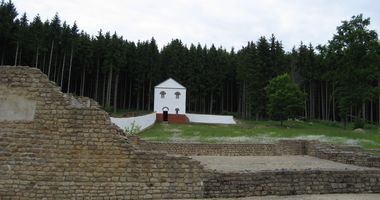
[163,111,168,122]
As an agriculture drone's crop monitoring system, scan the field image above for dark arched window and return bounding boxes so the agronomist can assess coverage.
[160,91,166,98]
[175,91,181,99]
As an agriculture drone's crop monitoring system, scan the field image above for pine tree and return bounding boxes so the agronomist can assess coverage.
[0,0,18,65]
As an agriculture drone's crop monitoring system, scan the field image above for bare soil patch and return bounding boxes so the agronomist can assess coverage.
[191,155,375,172]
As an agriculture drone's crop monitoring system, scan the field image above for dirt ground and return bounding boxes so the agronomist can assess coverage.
[190,155,375,172]
[184,193,380,200]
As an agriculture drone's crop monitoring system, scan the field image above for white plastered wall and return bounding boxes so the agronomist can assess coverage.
[154,87,186,114]
[111,113,156,132]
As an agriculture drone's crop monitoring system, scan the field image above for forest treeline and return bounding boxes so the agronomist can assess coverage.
[1,1,379,124]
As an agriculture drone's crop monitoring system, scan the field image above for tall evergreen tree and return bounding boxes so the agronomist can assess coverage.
[0,0,17,65]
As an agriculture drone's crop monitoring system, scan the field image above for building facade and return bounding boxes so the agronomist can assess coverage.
[154,78,188,123]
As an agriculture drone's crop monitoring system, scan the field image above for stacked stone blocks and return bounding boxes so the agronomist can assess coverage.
[0,66,207,199]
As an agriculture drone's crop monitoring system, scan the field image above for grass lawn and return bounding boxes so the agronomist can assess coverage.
[138,120,380,149]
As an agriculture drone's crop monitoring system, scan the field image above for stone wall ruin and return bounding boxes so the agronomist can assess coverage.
[0,66,208,199]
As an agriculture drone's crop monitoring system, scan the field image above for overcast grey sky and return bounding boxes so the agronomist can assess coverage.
[12,0,380,51]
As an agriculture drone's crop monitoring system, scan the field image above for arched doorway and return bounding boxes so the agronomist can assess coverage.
[162,107,169,122]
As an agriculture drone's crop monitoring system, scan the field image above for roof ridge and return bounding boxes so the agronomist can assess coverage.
[155,78,186,89]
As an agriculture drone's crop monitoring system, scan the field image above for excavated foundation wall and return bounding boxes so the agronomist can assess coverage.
[137,139,308,156]
[136,139,380,168]
[0,66,208,199]
[205,170,380,198]
[307,143,380,168]
[135,139,380,198]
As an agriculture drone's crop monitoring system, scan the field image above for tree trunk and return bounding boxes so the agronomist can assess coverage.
[102,74,106,106]
[309,80,314,119]
[94,61,100,101]
[197,96,200,113]
[304,85,308,119]
[53,54,58,82]
[35,46,39,68]
[106,67,113,108]
[136,86,140,110]
[221,88,224,113]
[242,81,246,118]
[60,52,66,87]
[238,88,242,117]
[128,79,132,109]
[47,40,54,79]
[209,92,214,114]
[74,78,78,94]
[147,78,152,111]
[326,81,329,121]
[67,47,74,93]
[188,93,191,112]
[321,81,325,120]
[142,80,145,110]
[42,52,46,73]
[231,83,234,112]
[317,83,320,120]
[113,72,119,113]
[202,96,206,113]
[350,106,353,122]
[18,45,22,66]
[244,81,247,118]
[344,116,347,129]
[332,82,336,121]
[362,102,366,122]
[370,100,373,124]
[80,66,86,96]
[1,48,4,65]
[226,83,230,112]
[122,73,127,109]
[14,41,19,66]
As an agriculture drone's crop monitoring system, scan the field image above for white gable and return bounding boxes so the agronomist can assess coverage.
[155,78,185,89]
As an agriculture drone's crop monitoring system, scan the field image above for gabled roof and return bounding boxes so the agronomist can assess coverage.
[155,78,186,89]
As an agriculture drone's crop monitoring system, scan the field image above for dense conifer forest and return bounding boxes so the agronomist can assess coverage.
[1,1,379,124]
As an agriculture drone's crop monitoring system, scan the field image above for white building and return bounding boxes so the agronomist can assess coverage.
[154,78,186,122]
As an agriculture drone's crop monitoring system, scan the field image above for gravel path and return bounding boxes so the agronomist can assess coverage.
[191,155,375,172]
[183,193,380,200]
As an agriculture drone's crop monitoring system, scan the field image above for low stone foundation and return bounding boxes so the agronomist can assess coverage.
[134,138,380,198]
[136,139,380,168]
[137,140,306,156]
[308,143,380,168]
[205,169,380,198]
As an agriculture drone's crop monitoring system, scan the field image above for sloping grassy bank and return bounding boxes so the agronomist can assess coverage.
[139,120,380,149]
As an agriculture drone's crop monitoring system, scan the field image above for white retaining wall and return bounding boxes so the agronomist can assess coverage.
[185,113,236,124]
[111,113,156,132]
[111,113,236,132]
